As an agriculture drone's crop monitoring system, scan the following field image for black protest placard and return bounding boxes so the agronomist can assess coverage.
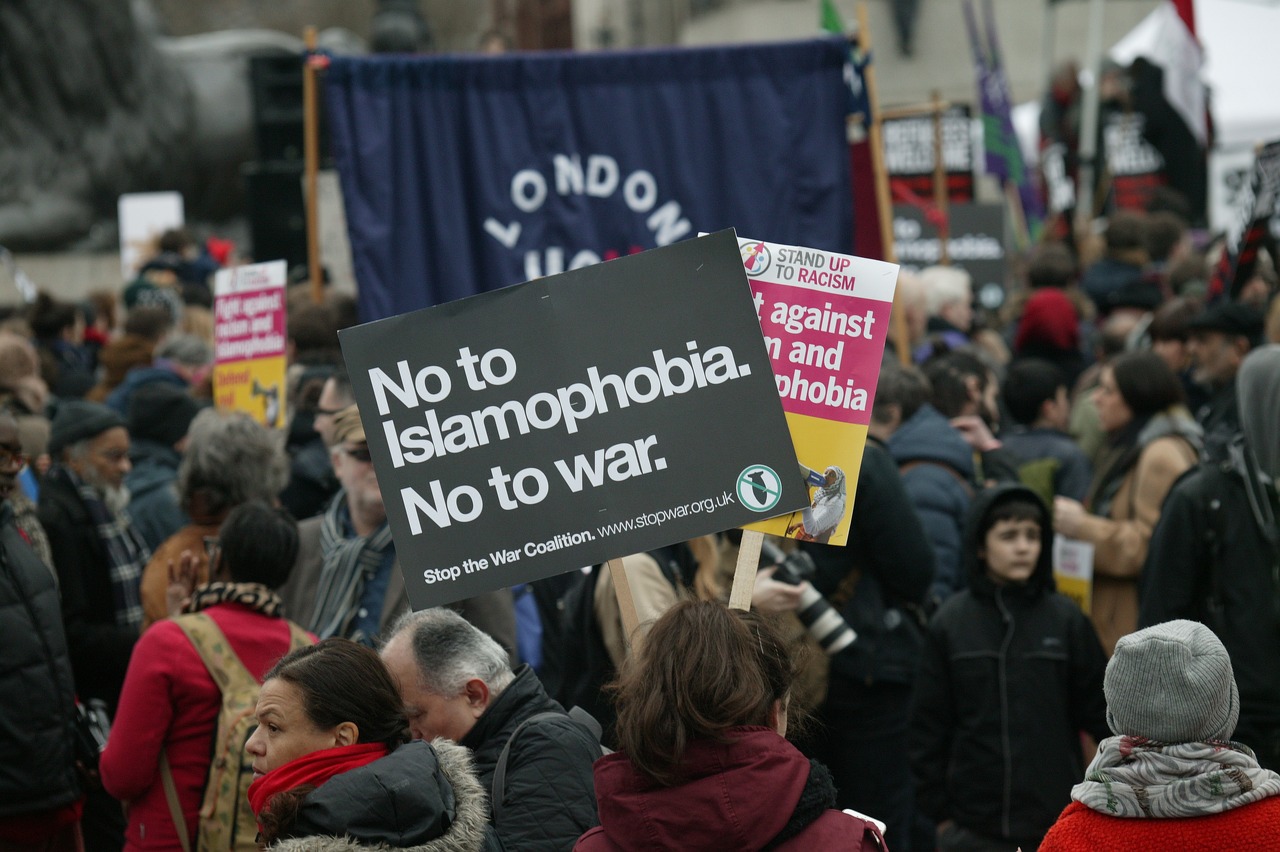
[883,105,975,203]
[893,203,1007,295]
[1209,140,1280,302]
[339,230,806,610]
[1103,112,1166,212]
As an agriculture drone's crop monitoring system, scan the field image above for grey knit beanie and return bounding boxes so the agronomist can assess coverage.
[1105,620,1240,742]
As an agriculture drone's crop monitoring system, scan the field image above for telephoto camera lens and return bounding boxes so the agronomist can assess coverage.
[794,582,856,654]
[759,539,856,655]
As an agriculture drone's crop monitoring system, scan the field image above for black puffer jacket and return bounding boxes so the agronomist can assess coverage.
[0,501,80,817]
[909,485,1109,845]
[461,666,599,852]
[270,740,498,851]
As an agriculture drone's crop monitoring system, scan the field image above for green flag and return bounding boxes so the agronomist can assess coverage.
[821,0,845,34]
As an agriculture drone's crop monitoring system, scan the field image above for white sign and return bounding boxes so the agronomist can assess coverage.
[118,192,185,282]
[1053,535,1095,615]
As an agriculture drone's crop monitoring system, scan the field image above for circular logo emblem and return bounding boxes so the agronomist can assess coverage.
[737,464,783,512]
[740,241,771,277]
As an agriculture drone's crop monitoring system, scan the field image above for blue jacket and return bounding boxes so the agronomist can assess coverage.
[125,439,186,552]
[105,367,187,416]
[888,404,976,605]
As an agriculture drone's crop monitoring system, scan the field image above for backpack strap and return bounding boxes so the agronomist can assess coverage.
[899,459,975,499]
[490,708,606,823]
[162,613,255,851]
[160,751,192,852]
[285,620,314,651]
[171,612,257,694]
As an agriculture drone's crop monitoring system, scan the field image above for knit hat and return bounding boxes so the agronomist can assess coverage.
[1015,288,1079,353]
[332,404,366,444]
[127,384,202,448]
[49,400,125,456]
[1105,620,1240,743]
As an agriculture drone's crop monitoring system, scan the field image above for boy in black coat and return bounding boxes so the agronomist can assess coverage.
[909,484,1109,851]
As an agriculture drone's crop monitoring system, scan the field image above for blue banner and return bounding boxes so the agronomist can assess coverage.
[324,39,853,320]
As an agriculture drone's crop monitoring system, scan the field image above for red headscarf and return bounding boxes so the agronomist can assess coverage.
[247,742,389,829]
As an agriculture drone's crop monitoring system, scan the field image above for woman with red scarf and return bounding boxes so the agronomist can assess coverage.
[245,638,496,850]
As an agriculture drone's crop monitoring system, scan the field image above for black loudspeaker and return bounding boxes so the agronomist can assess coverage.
[242,161,307,269]
[249,55,331,163]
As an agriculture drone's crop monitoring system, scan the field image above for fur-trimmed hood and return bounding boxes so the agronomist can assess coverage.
[268,739,496,852]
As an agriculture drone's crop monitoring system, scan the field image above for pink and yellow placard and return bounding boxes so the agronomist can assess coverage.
[212,260,288,429]
[738,237,899,546]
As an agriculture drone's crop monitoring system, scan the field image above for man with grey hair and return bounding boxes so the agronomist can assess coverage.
[38,400,150,713]
[382,607,599,851]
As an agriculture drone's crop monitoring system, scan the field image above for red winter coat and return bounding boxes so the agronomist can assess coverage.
[575,727,883,851]
[1040,797,1280,851]
[100,603,302,851]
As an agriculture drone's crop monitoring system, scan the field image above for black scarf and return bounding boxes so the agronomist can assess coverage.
[1086,416,1149,516]
[763,759,839,850]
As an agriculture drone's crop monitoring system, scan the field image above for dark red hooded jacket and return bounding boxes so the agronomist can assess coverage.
[574,727,883,851]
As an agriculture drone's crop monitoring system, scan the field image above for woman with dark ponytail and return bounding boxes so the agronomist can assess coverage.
[246,638,496,850]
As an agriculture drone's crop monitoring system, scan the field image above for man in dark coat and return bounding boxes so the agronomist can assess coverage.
[798,428,936,849]
[1186,300,1265,462]
[0,411,82,850]
[382,607,599,852]
[910,484,1110,850]
[122,382,201,550]
[876,361,976,605]
[37,401,149,713]
[1141,344,1280,770]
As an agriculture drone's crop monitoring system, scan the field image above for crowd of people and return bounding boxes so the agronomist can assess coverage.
[1,189,1279,852]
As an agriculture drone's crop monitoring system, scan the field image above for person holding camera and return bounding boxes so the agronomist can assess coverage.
[774,427,935,850]
[0,411,83,851]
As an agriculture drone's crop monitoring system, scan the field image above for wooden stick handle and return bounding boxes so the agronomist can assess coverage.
[303,25,323,306]
[729,530,764,611]
[608,557,640,647]
[856,2,911,366]
[879,100,953,121]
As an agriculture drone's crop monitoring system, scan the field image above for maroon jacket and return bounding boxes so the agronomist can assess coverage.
[575,727,884,851]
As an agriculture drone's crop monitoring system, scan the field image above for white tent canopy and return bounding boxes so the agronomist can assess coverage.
[1195,0,1280,150]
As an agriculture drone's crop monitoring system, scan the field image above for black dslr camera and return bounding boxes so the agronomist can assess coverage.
[759,539,856,655]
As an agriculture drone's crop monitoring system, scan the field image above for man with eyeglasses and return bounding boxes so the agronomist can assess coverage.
[280,404,516,657]
[37,400,150,849]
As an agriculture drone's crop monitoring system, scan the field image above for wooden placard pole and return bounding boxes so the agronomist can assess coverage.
[880,100,953,121]
[728,529,764,611]
[303,25,324,306]
[856,1,911,366]
[932,89,951,265]
[608,557,641,648]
